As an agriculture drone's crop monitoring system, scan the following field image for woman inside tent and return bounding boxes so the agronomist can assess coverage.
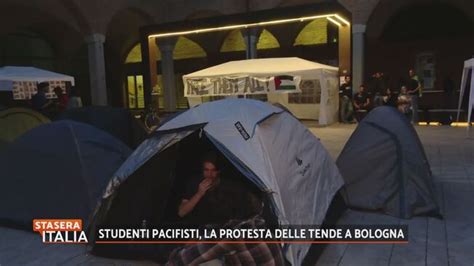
[177,152,263,226]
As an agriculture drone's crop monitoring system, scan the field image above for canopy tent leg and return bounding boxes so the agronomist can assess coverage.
[467,69,474,138]
[457,67,468,122]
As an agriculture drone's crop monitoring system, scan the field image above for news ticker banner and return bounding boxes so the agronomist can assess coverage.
[33,219,408,244]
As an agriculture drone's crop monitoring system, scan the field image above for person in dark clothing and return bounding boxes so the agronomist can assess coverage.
[54,86,69,113]
[339,76,353,123]
[443,75,455,108]
[31,82,52,114]
[178,153,262,225]
[407,69,421,124]
[353,85,370,122]
[370,72,386,108]
[383,88,398,107]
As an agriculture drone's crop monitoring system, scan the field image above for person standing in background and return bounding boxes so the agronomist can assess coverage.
[31,82,53,115]
[67,86,83,109]
[353,85,370,122]
[398,86,412,120]
[383,88,398,108]
[372,72,386,108]
[407,69,421,124]
[443,75,455,108]
[54,86,69,113]
[339,76,353,123]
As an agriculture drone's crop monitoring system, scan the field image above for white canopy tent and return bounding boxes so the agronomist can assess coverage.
[183,57,339,125]
[0,66,75,100]
[456,58,474,133]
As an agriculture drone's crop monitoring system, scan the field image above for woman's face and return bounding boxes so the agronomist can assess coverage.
[203,161,220,181]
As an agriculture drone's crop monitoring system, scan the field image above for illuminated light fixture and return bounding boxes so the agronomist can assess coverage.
[429,122,441,126]
[333,14,350,26]
[327,17,342,27]
[418,122,428,126]
[451,122,473,127]
[149,13,350,38]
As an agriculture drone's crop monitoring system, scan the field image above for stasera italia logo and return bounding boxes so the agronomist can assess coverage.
[33,219,88,244]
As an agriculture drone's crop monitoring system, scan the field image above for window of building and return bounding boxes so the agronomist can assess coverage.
[125,36,207,63]
[173,37,207,60]
[220,30,246,52]
[127,75,145,109]
[125,44,142,63]
[257,29,280,50]
[220,29,280,52]
[415,52,436,90]
[294,18,328,46]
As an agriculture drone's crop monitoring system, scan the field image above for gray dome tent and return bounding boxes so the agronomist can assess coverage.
[89,99,343,265]
[336,106,441,219]
[0,121,132,229]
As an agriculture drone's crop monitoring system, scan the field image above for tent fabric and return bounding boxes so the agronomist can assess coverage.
[92,99,344,265]
[336,106,440,219]
[0,107,50,150]
[0,66,75,90]
[183,57,339,124]
[58,106,148,148]
[456,58,474,132]
[183,57,337,78]
[0,121,132,229]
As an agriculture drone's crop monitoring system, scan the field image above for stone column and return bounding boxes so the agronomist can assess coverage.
[352,24,366,93]
[157,37,178,112]
[243,28,260,59]
[85,33,107,105]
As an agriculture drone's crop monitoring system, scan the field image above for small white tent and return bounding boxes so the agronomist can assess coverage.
[0,66,75,100]
[183,57,339,125]
[457,58,474,133]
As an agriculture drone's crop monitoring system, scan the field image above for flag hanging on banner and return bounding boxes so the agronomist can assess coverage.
[274,75,298,91]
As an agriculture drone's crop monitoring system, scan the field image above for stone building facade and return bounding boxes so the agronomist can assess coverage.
[0,0,472,115]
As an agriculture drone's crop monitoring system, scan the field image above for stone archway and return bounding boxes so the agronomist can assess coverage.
[105,7,155,107]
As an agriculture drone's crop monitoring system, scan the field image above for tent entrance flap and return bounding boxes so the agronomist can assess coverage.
[94,140,180,229]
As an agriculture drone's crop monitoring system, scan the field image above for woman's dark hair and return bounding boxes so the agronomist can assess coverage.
[202,152,220,170]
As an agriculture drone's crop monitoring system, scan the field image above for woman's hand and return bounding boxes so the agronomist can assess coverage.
[178,179,213,218]
[198,178,213,196]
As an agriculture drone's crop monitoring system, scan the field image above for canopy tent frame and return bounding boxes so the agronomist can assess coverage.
[183,57,340,125]
[0,66,75,100]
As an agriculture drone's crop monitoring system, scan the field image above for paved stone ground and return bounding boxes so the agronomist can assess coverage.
[310,124,474,266]
[1,124,473,265]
